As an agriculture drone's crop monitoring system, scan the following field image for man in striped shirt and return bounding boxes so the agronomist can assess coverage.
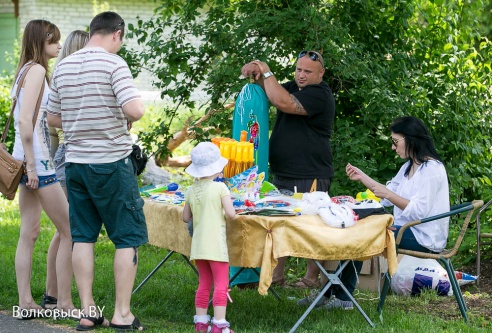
[47,11,147,331]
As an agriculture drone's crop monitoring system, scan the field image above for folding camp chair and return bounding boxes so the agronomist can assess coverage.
[476,199,492,286]
[378,200,484,322]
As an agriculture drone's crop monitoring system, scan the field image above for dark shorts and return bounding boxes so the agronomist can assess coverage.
[65,157,148,249]
[20,173,58,190]
[272,175,332,193]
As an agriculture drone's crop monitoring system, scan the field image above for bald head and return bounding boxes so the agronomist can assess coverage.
[295,51,325,88]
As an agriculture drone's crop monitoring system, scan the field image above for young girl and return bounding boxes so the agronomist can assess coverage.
[182,142,236,333]
[12,19,76,317]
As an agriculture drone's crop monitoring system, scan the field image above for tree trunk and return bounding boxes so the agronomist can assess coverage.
[155,103,234,167]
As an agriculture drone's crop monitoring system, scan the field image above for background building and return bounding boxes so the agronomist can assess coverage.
[0,0,157,97]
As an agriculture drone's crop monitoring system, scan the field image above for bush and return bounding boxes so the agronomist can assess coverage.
[0,74,14,151]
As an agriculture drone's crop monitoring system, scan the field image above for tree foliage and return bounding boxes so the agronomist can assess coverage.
[0,72,14,151]
[122,0,492,203]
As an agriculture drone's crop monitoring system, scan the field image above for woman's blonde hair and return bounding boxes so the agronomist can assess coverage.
[56,30,89,66]
[15,19,61,84]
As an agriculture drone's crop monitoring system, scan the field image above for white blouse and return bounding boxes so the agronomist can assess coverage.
[380,160,450,252]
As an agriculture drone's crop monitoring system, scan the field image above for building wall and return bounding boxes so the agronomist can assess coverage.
[0,0,158,94]
[0,0,14,13]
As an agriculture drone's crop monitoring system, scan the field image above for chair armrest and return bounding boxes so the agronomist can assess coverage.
[394,200,483,246]
[451,202,473,211]
[478,199,492,216]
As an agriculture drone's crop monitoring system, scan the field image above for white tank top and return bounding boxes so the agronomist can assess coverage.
[11,63,55,176]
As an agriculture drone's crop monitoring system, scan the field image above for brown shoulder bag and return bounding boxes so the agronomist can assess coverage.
[0,63,44,200]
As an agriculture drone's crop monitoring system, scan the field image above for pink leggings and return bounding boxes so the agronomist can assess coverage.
[195,260,229,308]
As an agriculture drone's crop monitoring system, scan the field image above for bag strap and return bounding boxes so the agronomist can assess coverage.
[1,63,45,143]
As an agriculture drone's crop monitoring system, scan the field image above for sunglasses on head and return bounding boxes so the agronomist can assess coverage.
[114,20,125,31]
[298,50,324,67]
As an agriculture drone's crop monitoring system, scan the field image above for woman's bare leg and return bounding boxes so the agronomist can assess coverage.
[15,185,43,309]
[45,232,60,300]
[45,186,66,301]
[36,184,74,311]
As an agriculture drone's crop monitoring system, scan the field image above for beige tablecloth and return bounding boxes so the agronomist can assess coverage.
[144,199,397,295]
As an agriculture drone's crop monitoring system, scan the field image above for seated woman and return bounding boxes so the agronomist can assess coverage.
[299,115,450,310]
[347,115,450,253]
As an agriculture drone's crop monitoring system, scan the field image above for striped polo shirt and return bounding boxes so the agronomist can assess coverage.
[47,47,141,164]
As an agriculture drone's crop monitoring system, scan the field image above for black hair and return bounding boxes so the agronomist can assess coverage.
[89,11,125,38]
[389,116,443,177]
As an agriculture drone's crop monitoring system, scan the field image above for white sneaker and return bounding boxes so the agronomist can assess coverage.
[297,290,328,307]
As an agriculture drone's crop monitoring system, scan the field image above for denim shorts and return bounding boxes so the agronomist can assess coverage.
[20,173,58,190]
[66,157,148,249]
[53,143,67,187]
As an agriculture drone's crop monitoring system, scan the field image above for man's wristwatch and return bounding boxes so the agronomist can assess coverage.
[262,71,274,79]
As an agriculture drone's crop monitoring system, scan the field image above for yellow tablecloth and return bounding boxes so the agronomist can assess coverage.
[143,200,397,295]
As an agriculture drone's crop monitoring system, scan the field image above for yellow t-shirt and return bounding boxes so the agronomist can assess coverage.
[185,180,231,262]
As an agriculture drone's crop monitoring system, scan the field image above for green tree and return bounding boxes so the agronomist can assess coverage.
[123,0,491,204]
[478,0,492,40]
[0,47,16,151]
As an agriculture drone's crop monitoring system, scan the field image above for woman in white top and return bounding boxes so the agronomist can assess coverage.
[12,19,76,318]
[347,115,450,253]
[298,116,450,311]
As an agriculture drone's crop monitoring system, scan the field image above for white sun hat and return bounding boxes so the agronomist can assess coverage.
[185,142,228,178]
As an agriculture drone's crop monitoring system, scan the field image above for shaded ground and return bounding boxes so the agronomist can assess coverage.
[0,311,75,333]
[406,259,492,325]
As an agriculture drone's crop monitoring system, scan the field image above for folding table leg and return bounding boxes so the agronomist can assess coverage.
[289,261,348,333]
[132,250,175,294]
[229,267,245,286]
[182,254,199,275]
[133,250,199,294]
[336,277,375,327]
[289,260,375,333]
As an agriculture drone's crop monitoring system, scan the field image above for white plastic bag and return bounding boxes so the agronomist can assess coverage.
[390,255,452,296]
[300,191,332,215]
[319,204,357,228]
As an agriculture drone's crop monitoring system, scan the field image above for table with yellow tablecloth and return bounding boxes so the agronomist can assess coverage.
[143,199,397,296]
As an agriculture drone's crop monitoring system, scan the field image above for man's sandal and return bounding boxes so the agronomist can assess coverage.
[41,293,57,309]
[109,317,146,332]
[291,278,321,289]
[76,315,107,331]
[271,277,286,287]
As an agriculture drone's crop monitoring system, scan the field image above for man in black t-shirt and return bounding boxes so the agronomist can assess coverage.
[241,51,335,290]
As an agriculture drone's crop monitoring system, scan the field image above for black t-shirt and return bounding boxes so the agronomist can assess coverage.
[269,80,335,179]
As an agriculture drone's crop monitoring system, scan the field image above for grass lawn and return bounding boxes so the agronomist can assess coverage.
[0,197,490,332]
